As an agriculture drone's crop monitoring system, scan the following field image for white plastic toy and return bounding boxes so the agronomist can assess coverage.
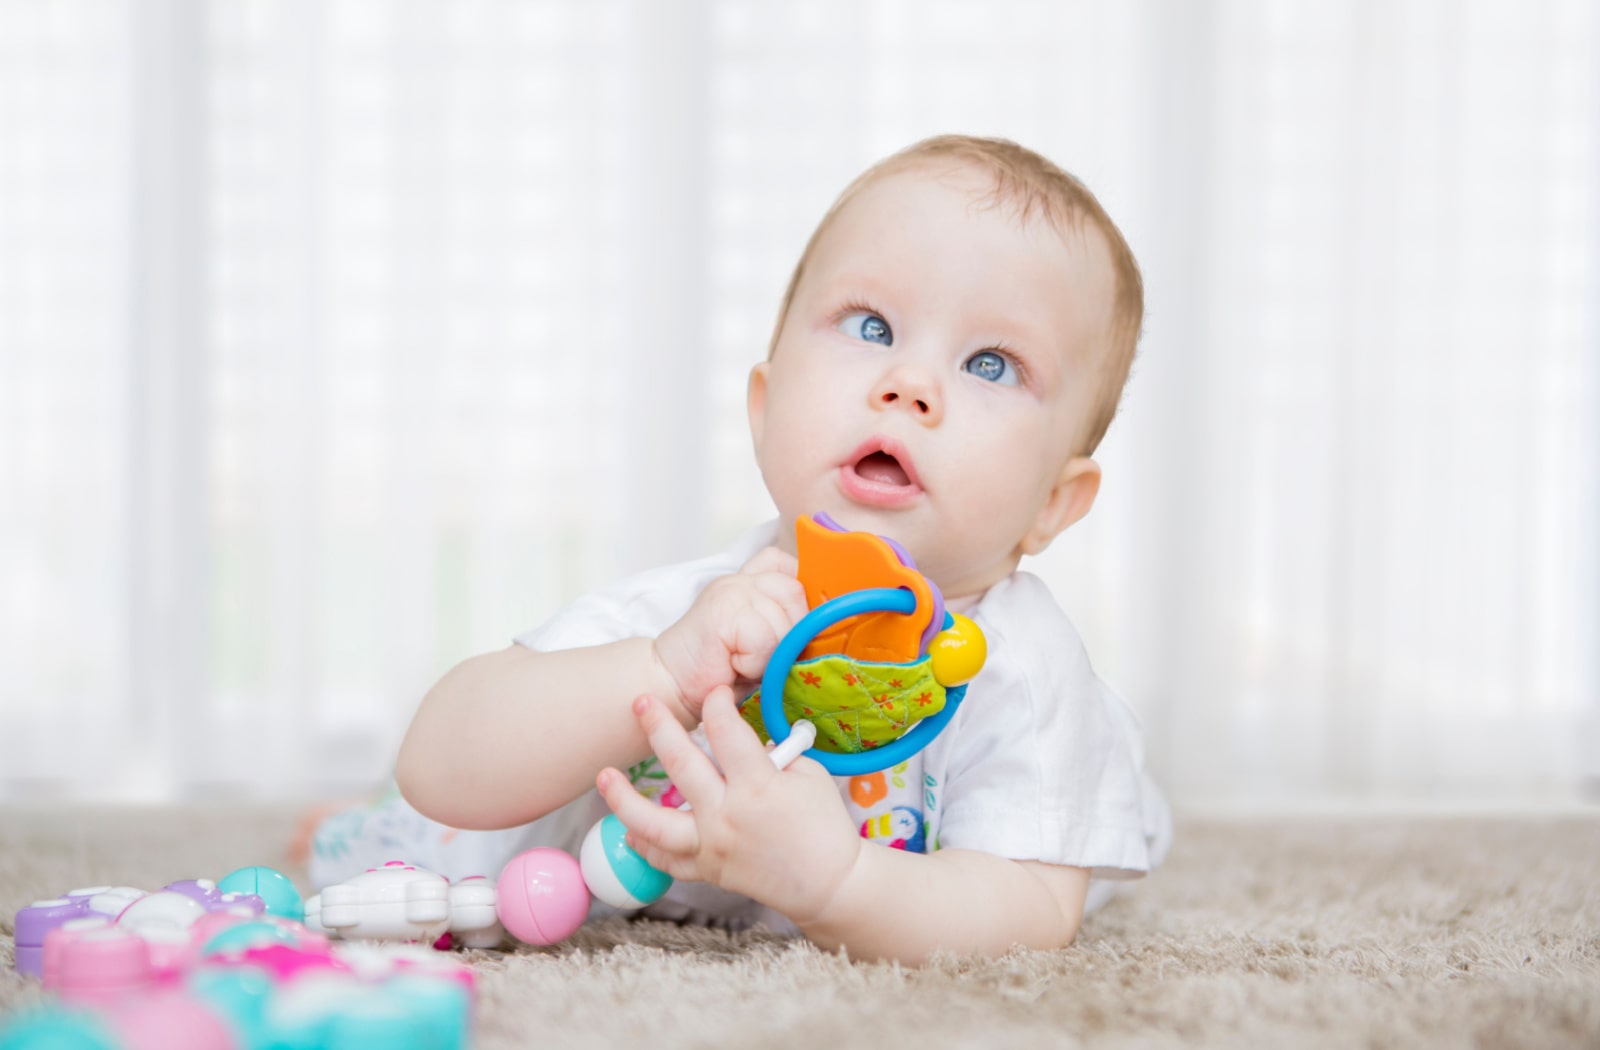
[303,862,503,948]
[114,890,207,934]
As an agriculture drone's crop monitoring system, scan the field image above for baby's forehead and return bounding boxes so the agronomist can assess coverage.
[829,164,1114,276]
[810,167,1120,349]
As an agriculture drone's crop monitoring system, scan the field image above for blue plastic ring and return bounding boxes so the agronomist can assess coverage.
[759,587,968,776]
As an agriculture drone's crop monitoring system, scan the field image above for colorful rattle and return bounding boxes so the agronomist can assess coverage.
[574,512,987,911]
[745,512,986,775]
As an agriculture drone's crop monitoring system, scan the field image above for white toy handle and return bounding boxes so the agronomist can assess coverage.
[766,718,818,770]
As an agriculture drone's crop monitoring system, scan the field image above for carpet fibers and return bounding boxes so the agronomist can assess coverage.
[1,807,1596,1048]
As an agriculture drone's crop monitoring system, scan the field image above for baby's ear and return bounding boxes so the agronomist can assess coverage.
[1019,457,1101,556]
[746,362,770,449]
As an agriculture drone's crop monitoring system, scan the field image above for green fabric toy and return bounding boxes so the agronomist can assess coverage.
[740,655,947,754]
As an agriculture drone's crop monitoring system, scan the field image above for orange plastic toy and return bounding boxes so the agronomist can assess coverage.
[794,516,935,665]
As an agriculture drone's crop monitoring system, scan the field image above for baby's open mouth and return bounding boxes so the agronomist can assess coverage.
[852,450,911,488]
[839,439,923,508]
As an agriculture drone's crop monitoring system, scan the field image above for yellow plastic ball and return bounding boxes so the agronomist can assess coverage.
[929,613,987,687]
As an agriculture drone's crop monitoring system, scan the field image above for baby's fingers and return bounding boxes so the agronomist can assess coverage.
[596,767,699,856]
[739,545,799,578]
[729,595,802,681]
[702,684,781,785]
[748,569,810,628]
[632,694,725,809]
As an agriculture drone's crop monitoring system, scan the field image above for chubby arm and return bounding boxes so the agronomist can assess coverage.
[599,686,1090,966]
[397,547,809,831]
[797,848,1089,965]
[396,638,683,830]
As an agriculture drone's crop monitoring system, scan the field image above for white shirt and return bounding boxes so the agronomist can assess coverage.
[514,519,1171,926]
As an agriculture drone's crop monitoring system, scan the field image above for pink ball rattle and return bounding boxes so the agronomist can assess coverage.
[494,848,589,946]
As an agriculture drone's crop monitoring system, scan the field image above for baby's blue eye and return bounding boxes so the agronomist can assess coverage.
[964,350,1019,386]
[837,312,893,346]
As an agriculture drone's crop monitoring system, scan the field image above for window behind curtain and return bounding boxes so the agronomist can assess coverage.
[2,0,1595,807]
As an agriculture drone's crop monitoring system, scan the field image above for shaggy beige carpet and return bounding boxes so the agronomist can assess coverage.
[1,807,1596,1048]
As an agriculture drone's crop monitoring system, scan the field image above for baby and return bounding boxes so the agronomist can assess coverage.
[313,135,1170,965]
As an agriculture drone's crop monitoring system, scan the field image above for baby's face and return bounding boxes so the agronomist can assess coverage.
[749,163,1117,599]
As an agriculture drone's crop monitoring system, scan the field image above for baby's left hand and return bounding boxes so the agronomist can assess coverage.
[596,686,863,925]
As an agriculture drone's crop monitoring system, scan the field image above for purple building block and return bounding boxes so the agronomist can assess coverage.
[13,887,144,977]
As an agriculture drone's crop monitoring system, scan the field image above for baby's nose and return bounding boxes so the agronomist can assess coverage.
[871,368,942,424]
[880,389,931,414]
[883,388,934,419]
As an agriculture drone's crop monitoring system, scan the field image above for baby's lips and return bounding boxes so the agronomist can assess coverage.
[843,435,924,489]
[836,462,924,509]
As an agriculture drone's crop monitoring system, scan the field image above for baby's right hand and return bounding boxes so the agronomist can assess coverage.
[652,546,809,723]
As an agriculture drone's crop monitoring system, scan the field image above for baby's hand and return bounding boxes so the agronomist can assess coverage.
[652,546,808,723]
[596,687,863,924]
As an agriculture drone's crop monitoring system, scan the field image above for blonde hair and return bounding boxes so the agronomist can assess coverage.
[767,135,1144,455]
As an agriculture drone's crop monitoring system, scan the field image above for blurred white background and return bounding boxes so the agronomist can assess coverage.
[1,0,1596,811]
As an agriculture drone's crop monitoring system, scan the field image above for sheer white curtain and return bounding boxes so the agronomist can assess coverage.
[1103,0,1600,807]
[2,0,1595,808]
